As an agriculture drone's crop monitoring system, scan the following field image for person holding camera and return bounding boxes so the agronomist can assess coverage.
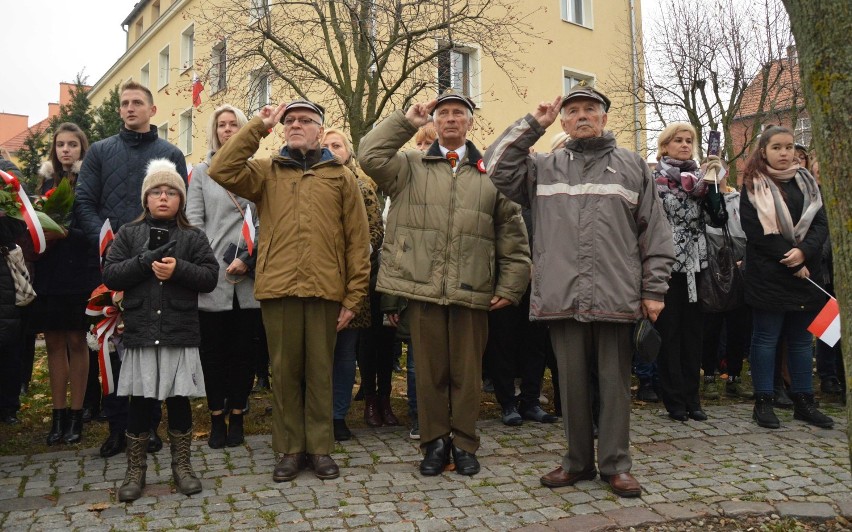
[187,105,261,449]
[103,159,218,502]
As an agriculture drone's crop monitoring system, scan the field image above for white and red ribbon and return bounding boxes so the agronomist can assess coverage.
[0,169,46,253]
[99,219,114,267]
[86,295,121,395]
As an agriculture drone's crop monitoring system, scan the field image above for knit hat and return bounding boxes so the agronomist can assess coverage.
[141,159,186,208]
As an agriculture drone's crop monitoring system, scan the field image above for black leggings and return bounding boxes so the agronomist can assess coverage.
[127,396,191,435]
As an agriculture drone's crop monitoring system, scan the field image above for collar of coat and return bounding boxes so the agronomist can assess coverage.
[423,139,485,172]
[275,146,338,169]
[119,125,160,146]
[564,131,617,155]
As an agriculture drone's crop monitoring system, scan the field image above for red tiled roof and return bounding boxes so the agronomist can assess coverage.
[736,58,804,119]
[0,117,52,154]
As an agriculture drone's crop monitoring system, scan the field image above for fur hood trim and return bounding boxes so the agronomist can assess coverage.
[39,160,82,179]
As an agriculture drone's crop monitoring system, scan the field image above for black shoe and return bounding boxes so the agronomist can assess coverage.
[81,406,97,424]
[419,438,451,476]
[636,383,659,402]
[773,386,793,409]
[687,409,707,421]
[753,393,780,429]
[63,409,84,444]
[668,411,688,422]
[520,405,558,423]
[147,430,163,453]
[451,444,480,476]
[94,409,108,423]
[792,392,834,429]
[333,419,352,441]
[226,412,245,447]
[393,359,403,373]
[1,412,19,425]
[99,430,126,458]
[501,405,523,426]
[821,377,842,395]
[208,413,227,449]
[47,408,68,445]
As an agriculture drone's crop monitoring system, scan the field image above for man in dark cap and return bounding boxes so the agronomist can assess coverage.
[359,90,531,477]
[485,83,674,497]
[209,100,370,482]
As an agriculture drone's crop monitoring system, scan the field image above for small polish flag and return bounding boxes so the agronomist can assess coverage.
[242,205,255,256]
[808,298,841,347]
[191,75,203,108]
[98,219,114,267]
[186,164,193,184]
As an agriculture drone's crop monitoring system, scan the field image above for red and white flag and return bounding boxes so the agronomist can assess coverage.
[808,298,841,347]
[99,219,114,267]
[242,205,255,256]
[186,163,193,185]
[0,168,46,253]
[191,75,203,108]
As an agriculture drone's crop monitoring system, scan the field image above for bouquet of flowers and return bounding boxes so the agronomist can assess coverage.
[0,177,73,236]
[86,284,125,395]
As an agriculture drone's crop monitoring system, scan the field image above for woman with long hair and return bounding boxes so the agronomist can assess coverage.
[740,126,833,430]
[32,123,100,445]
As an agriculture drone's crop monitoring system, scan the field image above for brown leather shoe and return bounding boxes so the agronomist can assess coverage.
[309,454,340,480]
[540,466,597,488]
[272,453,306,482]
[364,395,383,427]
[601,472,642,498]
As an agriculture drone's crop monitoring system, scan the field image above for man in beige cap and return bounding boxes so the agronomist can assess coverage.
[359,90,530,477]
[209,99,370,482]
[485,83,674,498]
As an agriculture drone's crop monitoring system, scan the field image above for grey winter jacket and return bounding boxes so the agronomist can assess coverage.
[75,126,188,248]
[187,153,260,312]
[102,216,218,348]
[485,115,675,323]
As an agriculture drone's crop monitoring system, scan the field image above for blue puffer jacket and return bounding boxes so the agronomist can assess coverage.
[74,126,188,248]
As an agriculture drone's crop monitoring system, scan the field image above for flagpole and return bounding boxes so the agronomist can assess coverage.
[806,277,836,301]
[234,232,242,263]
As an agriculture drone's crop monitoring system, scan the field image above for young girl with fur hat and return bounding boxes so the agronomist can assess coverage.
[102,158,218,502]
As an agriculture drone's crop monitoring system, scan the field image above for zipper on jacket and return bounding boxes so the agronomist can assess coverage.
[440,162,457,303]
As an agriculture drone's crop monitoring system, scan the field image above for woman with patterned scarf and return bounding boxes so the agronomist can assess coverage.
[740,126,833,430]
[653,123,724,423]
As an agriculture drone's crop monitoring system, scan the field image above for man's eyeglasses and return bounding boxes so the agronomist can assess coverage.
[147,188,180,198]
[282,117,321,127]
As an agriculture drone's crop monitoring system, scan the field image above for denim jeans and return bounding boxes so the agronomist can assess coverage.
[750,308,817,395]
[406,343,417,419]
[332,328,360,419]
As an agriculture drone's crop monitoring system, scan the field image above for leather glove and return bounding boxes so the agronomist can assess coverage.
[702,155,723,183]
[138,240,177,269]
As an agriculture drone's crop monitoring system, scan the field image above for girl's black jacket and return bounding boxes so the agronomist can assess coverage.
[102,216,218,348]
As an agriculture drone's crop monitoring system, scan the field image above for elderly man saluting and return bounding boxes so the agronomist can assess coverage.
[209,100,370,482]
[359,90,530,477]
[484,83,674,497]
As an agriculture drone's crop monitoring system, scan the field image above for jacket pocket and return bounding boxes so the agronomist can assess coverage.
[458,234,495,293]
[167,299,197,311]
[122,298,143,310]
[393,227,438,284]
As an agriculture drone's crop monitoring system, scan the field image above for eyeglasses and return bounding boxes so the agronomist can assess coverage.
[282,117,321,127]
[147,189,180,198]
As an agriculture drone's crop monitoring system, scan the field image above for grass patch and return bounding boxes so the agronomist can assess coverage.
[258,509,276,527]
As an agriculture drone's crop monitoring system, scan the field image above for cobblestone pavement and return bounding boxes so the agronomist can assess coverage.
[0,403,849,531]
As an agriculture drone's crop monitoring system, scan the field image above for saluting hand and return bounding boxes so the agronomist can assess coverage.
[532,96,562,129]
[258,102,288,130]
[405,100,437,128]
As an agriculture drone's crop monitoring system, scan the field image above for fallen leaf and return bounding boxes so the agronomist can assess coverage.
[89,502,110,512]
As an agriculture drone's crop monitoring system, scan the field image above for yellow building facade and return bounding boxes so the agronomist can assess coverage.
[89,0,644,164]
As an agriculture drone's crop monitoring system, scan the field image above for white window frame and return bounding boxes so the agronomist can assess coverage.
[249,70,270,113]
[562,67,596,96]
[794,116,811,146]
[561,0,594,29]
[436,41,481,106]
[249,0,269,23]
[180,24,195,71]
[140,63,150,88]
[158,44,170,90]
[210,41,227,94]
[178,109,193,155]
[157,122,169,141]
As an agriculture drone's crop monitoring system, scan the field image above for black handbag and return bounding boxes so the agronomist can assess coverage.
[697,224,744,313]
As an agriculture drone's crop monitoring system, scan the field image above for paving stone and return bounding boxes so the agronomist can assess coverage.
[0,495,55,512]
[719,500,775,516]
[549,513,614,531]
[776,501,837,519]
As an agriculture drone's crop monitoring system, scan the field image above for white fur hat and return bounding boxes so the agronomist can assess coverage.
[140,159,186,208]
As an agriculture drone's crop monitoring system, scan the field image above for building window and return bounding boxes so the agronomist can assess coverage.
[561,0,593,28]
[157,122,168,141]
[134,18,144,41]
[179,109,193,155]
[794,116,811,146]
[562,68,595,95]
[140,63,150,88]
[158,45,170,90]
[152,0,160,19]
[249,71,270,113]
[437,43,480,103]
[181,24,195,71]
[210,41,227,94]
[249,0,269,22]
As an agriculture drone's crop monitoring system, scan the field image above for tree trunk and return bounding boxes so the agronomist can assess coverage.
[781,0,852,471]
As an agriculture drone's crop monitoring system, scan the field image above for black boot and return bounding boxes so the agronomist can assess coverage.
[226,412,244,447]
[419,437,451,476]
[208,413,227,449]
[63,409,84,444]
[792,392,834,429]
[753,393,780,429]
[46,409,68,446]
